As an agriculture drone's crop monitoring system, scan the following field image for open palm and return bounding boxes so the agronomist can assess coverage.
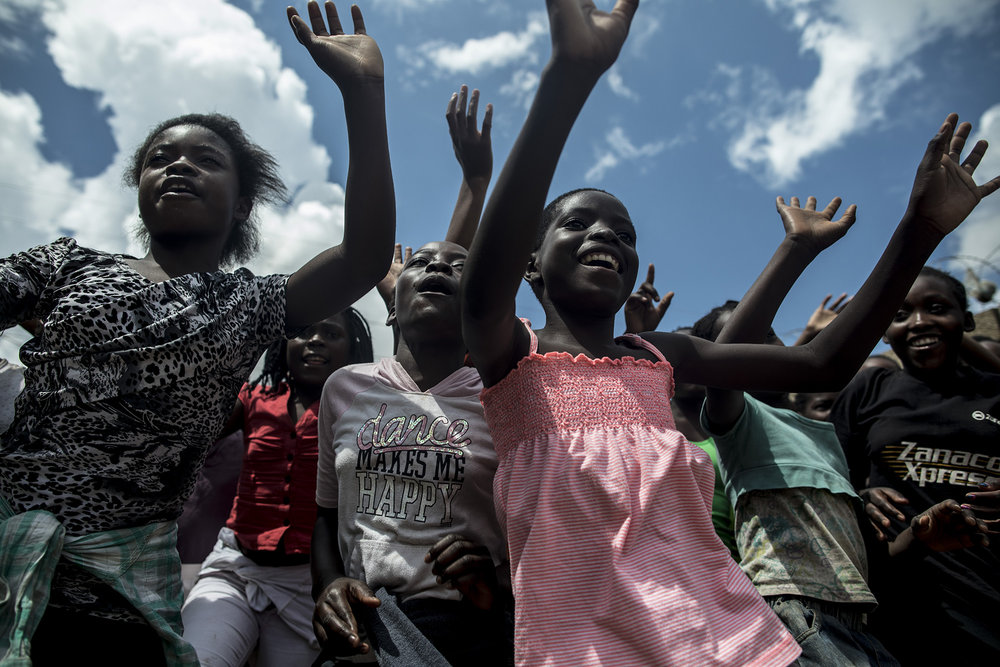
[288,1,384,88]
[547,0,639,73]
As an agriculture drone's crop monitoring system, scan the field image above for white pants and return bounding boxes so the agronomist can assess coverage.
[182,529,320,667]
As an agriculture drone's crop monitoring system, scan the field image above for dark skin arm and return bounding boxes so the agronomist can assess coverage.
[285,2,395,330]
[444,85,494,249]
[645,114,1000,394]
[462,0,640,388]
[960,334,1000,373]
[702,196,856,433]
[311,506,380,655]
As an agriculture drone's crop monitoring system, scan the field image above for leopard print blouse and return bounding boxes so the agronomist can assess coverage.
[1,237,288,619]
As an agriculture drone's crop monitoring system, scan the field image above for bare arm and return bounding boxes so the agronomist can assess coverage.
[444,86,494,249]
[647,114,1000,393]
[461,0,640,387]
[311,506,380,655]
[285,2,395,329]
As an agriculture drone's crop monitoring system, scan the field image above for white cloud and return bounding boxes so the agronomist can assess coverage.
[0,0,394,356]
[607,68,638,101]
[499,68,539,110]
[947,103,1000,309]
[705,0,997,186]
[400,12,547,76]
[585,125,670,182]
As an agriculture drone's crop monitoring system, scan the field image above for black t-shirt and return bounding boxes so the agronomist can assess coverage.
[832,366,1000,660]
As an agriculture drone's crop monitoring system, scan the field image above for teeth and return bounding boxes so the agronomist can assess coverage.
[910,335,940,348]
[581,252,620,272]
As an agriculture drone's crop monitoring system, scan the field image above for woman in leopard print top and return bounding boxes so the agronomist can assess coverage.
[0,5,394,664]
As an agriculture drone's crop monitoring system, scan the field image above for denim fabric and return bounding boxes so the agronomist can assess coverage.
[768,596,900,667]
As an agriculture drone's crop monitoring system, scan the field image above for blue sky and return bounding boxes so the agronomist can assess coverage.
[2,0,999,361]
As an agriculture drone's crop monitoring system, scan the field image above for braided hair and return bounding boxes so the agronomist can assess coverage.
[248,307,373,395]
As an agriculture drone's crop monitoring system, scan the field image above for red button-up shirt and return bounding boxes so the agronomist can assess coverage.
[226,383,318,554]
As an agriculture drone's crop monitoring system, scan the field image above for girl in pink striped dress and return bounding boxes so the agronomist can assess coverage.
[460,2,988,664]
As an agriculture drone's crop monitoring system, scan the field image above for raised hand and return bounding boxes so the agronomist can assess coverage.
[907,113,1000,235]
[376,242,411,308]
[447,85,493,186]
[546,0,640,75]
[777,195,857,256]
[313,576,381,655]
[794,293,850,345]
[624,263,673,334]
[425,534,498,611]
[287,1,384,89]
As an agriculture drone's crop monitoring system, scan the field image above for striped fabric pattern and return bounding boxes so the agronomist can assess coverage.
[480,327,800,666]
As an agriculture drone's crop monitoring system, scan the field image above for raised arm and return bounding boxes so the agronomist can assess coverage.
[444,86,494,249]
[285,1,395,329]
[648,114,1000,392]
[461,0,640,386]
[702,196,856,431]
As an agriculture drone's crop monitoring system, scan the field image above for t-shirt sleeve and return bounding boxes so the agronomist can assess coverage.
[0,237,75,329]
[315,365,376,509]
[316,374,340,509]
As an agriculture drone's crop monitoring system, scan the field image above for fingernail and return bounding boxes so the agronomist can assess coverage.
[966,493,977,499]
[961,504,973,509]
[979,482,990,488]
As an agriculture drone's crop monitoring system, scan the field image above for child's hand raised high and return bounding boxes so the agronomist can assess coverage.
[776,195,857,256]
[546,0,639,75]
[447,85,493,188]
[287,1,384,89]
[906,113,1000,235]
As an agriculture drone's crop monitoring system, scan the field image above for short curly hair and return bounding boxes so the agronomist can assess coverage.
[124,113,287,267]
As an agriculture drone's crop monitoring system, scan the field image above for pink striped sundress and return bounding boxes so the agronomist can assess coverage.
[480,325,800,666]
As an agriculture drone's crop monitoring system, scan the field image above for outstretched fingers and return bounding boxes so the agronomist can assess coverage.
[312,0,335,35]
[922,113,959,171]
[467,87,479,129]
[819,196,841,219]
[350,4,367,35]
[611,0,640,23]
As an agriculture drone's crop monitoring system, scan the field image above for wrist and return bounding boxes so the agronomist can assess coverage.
[900,209,949,242]
[779,235,824,259]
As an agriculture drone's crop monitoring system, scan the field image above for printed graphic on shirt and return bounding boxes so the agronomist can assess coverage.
[882,435,1000,489]
[354,402,471,525]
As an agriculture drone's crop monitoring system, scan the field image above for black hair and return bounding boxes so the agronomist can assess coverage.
[918,266,968,312]
[535,187,618,251]
[124,113,288,267]
[248,308,373,395]
[691,300,740,341]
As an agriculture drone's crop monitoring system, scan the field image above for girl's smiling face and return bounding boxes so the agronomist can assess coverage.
[285,313,352,390]
[530,190,639,316]
[137,124,249,249]
[884,274,974,376]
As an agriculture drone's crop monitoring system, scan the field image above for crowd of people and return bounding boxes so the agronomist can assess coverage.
[1,1,998,665]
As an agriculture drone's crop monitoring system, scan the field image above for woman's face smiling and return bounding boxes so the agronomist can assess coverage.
[533,190,639,316]
[884,274,974,376]
[286,313,352,390]
[137,124,248,247]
